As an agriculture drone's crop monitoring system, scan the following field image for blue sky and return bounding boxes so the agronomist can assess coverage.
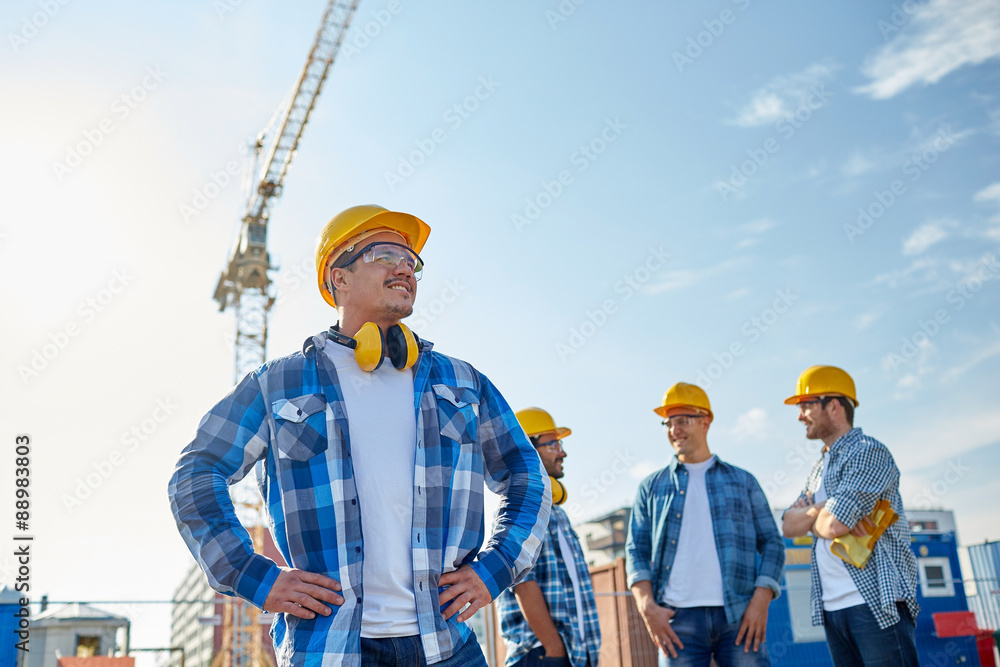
[2,0,999,659]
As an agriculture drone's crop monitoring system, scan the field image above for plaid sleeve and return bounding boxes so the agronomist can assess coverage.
[626,476,654,588]
[825,440,897,530]
[168,369,281,608]
[749,474,785,598]
[473,373,551,599]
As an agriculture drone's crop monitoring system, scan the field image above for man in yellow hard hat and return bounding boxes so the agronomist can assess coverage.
[781,366,919,667]
[497,408,601,667]
[169,205,550,666]
[626,383,784,667]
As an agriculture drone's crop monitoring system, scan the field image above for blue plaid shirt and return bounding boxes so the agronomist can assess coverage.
[169,331,551,666]
[626,456,784,624]
[497,505,601,667]
[788,427,919,630]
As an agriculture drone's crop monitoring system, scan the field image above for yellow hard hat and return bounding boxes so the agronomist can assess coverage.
[515,407,571,440]
[315,204,431,308]
[784,365,859,407]
[653,383,713,419]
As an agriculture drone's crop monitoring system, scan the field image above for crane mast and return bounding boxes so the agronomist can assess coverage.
[213,0,361,382]
[206,3,361,666]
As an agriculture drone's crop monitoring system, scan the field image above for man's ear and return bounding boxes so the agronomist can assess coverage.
[330,267,351,291]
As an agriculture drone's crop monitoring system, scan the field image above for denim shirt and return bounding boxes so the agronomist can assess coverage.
[626,456,784,624]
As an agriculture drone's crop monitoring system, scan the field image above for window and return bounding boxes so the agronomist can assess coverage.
[76,635,100,657]
[918,557,955,597]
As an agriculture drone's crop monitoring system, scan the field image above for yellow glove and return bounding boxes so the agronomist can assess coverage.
[830,499,898,569]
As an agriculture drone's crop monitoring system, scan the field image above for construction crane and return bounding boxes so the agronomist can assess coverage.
[213,0,361,383]
[207,3,361,666]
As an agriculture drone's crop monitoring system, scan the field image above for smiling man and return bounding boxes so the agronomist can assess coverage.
[626,383,784,667]
[780,365,919,667]
[169,205,550,666]
[498,408,602,667]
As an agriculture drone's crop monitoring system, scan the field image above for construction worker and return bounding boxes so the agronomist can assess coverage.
[626,383,784,667]
[169,205,550,667]
[498,408,602,667]
[781,366,919,666]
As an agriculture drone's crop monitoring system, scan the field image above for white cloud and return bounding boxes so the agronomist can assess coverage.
[973,181,1000,204]
[729,408,768,442]
[730,63,837,127]
[739,218,777,234]
[842,151,878,176]
[855,311,882,331]
[643,258,746,295]
[856,0,1000,99]
[943,339,1000,381]
[902,222,949,255]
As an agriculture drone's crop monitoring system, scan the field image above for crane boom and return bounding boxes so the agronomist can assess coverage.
[213,0,361,381]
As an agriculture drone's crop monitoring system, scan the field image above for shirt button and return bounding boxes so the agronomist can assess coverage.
[296,409,302,416]
[671,540,676,544]
[676,513,681,518]
[351,499,356,505]
[680,490,685,494]
[417,533,421,543]
[355,546,361,553]
[356,597,362,604]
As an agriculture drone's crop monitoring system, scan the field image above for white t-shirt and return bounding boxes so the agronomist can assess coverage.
[814,452,865,611]
[325,341,419,637]
[661,456,725,608]
[555,521,585,641]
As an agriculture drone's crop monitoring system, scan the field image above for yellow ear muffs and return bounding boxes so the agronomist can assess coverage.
[549,476,567,505]
[328,322,419,372]
[385,323,419,370]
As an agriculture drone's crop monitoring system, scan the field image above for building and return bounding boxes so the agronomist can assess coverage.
[577,506,630,567]
[967,539,1000,632]
[1,585,25,667]
[22,603,129,667]
[168,529,286,667]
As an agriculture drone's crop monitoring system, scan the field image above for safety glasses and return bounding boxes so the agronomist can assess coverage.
[334,242,424,280]
[660,414,705,429]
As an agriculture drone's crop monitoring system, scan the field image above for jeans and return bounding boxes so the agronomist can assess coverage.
[510,646,573,667]
[657,606,769,667]
[360,630,487,666]
[822,601,918,667]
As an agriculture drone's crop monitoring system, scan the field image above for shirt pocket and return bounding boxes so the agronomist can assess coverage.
[272,394,329,461]
[432,384,480,445]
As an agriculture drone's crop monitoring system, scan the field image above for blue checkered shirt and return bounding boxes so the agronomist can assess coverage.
[168,331,551,666]
[625,456,785,624]
[789,427,919,630]
[497,505,601,667]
